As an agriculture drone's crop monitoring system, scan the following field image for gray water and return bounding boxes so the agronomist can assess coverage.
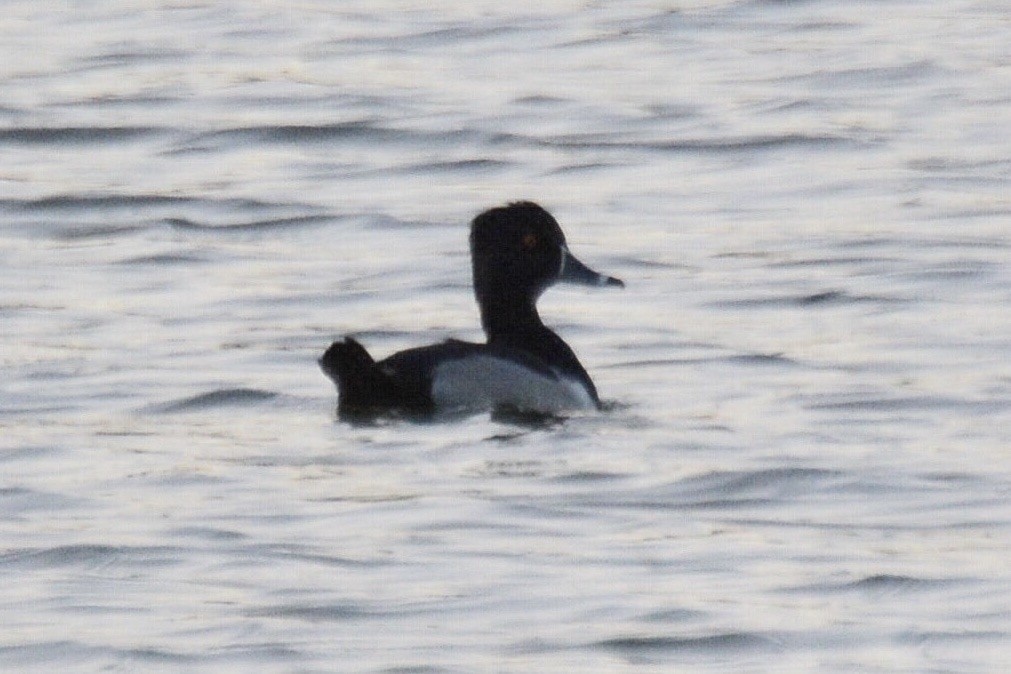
[2,2,1010,672]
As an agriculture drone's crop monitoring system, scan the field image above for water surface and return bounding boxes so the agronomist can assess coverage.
[2,2,1009,672]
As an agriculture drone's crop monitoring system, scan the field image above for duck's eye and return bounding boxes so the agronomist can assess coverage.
[521,233,538,251]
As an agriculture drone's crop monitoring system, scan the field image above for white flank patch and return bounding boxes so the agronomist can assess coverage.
[431,354,596,413]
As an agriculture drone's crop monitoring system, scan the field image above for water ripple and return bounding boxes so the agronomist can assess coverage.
[152,388,278,413]
[597,631,780,654]
[0,544,181,569]
[575,468,843,511]
[709,290,902,309]
[194,121,482,146]
[536,132,859,153]
[164,214,336,232]
[783,574,968,596]
[0,126,168,144]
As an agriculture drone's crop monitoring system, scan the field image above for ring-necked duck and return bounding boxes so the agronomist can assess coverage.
[319,201,623,418]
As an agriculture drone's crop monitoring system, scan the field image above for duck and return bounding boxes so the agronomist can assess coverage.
[319,201,623,418]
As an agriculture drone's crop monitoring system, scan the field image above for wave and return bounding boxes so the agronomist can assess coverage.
[597,631,779,654]
[709,289,903,308]
[164,214,335,232]
[194,121,481,146]
[573,468,842,512]
[0,544,180,569]
[783,574,966,595]
[0,126,167,145]
[152,388,278,413]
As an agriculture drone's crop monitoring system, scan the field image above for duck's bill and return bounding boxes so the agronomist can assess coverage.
[558,246,624,288]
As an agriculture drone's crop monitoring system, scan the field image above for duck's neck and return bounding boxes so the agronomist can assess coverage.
[476,289,599,406]
[477,290,545,339]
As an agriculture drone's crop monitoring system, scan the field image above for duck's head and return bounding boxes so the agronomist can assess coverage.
[470,201,623,307]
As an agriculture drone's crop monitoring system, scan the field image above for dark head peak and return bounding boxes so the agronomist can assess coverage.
[469,201,623,335]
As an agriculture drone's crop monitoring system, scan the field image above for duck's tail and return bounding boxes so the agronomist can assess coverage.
[318,338,428,415]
